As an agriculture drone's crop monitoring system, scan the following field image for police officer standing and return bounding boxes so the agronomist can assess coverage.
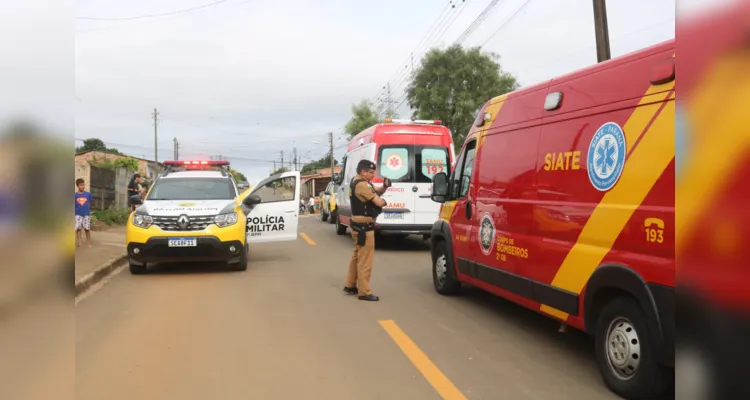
[343,159,391,301]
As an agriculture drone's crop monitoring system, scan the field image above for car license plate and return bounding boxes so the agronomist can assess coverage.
[383,212,404,220]
[168,238,197,247]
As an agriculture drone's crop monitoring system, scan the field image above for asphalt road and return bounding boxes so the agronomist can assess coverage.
[76,215,620,400]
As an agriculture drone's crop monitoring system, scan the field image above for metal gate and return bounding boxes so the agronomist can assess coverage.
[89,166,116,211]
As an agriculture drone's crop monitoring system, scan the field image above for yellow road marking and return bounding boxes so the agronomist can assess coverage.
[541,90,676,320]
[300,232,316,246]
[379,320,467,400]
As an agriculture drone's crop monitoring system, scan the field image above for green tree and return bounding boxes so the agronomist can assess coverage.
[406,45,519,146]
[114,157,139,172]
[269,167,290,176]
[229,168,247,182]
[76,138,122,155]
[344,100,380,138]
[301,153,338,174]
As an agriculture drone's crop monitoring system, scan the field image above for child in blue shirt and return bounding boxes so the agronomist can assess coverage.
[75,178,93,247]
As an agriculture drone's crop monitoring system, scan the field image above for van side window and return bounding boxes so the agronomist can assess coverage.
[449,152,465,200]
[457,140,477,199]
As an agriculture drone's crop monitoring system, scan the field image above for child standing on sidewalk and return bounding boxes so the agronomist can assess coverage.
[75,178,93,248]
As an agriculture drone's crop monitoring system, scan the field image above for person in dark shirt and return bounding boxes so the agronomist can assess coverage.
[127,173,143,211]
[75,178,93,247]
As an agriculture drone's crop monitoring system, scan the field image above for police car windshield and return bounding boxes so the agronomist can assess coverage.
[147,178,236,200]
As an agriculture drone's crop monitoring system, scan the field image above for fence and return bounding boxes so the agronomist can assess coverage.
[89,166,116,211]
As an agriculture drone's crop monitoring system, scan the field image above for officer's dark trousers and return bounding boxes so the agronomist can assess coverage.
[346,229,375,296]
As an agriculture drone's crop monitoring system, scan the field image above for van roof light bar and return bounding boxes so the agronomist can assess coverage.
[383,118,442,125]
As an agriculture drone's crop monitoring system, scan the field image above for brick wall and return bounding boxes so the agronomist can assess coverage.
[74,151,161,179]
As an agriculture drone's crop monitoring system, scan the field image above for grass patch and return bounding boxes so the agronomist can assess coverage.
[93,207,130,226]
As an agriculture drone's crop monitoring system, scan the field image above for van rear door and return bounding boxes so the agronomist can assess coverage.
[376,143,451,228]
[376,145,416,226]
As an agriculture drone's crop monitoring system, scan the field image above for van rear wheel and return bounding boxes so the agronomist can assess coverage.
[595,296,673,399]
[432,241,461,295]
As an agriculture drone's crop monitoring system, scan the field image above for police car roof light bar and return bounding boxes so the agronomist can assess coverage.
[383,118,442,125]
[163,160,230,166]
[161,160,231,177]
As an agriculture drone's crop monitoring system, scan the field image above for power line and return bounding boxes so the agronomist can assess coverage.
[454,0,505,45]
[370,0,460,105]
[481,0,532,48]
[391,0,529,117]
[159,116,331,145]
[77,0,234,21]
[371,1,454,103]
[375,0,471,117]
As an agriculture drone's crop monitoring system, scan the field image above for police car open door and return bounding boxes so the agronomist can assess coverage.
[242,170,301,244]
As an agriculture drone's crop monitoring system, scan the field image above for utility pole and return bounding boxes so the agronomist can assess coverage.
[386,83,393,117]
[152,108,159,162]
[173,137,179,160]
[280,151,284,170]
[593,0,611,62]
[293,147,298,171]
[329,131,334,174]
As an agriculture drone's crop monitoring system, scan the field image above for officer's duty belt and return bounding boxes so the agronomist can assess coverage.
[350,221,375,246]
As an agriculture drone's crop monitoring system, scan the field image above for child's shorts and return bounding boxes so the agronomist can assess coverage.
[75,215,91,231]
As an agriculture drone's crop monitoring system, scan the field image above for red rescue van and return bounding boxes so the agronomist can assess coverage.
[333,119,455,237]
[675,3,750,399]
[428,40,675,399]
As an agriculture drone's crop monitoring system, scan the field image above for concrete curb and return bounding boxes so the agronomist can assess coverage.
[75,254,129,297]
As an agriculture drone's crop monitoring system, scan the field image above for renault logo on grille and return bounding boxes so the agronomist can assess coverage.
[177,214,190,230]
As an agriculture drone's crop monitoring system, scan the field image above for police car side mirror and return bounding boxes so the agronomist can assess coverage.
[332,173,342,185]
[129,194,143,205]
[243,194,262,207]
[431,172,449,203]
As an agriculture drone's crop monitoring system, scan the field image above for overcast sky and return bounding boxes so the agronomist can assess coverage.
[71,0,678,184]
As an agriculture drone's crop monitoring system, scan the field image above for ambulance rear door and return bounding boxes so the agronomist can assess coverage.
[412,144,450,226]
[376,144,416,226]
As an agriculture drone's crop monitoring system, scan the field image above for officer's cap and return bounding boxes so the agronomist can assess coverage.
[356,159,377,173]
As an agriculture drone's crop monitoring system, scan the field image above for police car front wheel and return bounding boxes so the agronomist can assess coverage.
[129,258,147,275]
[229,244,248,271]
